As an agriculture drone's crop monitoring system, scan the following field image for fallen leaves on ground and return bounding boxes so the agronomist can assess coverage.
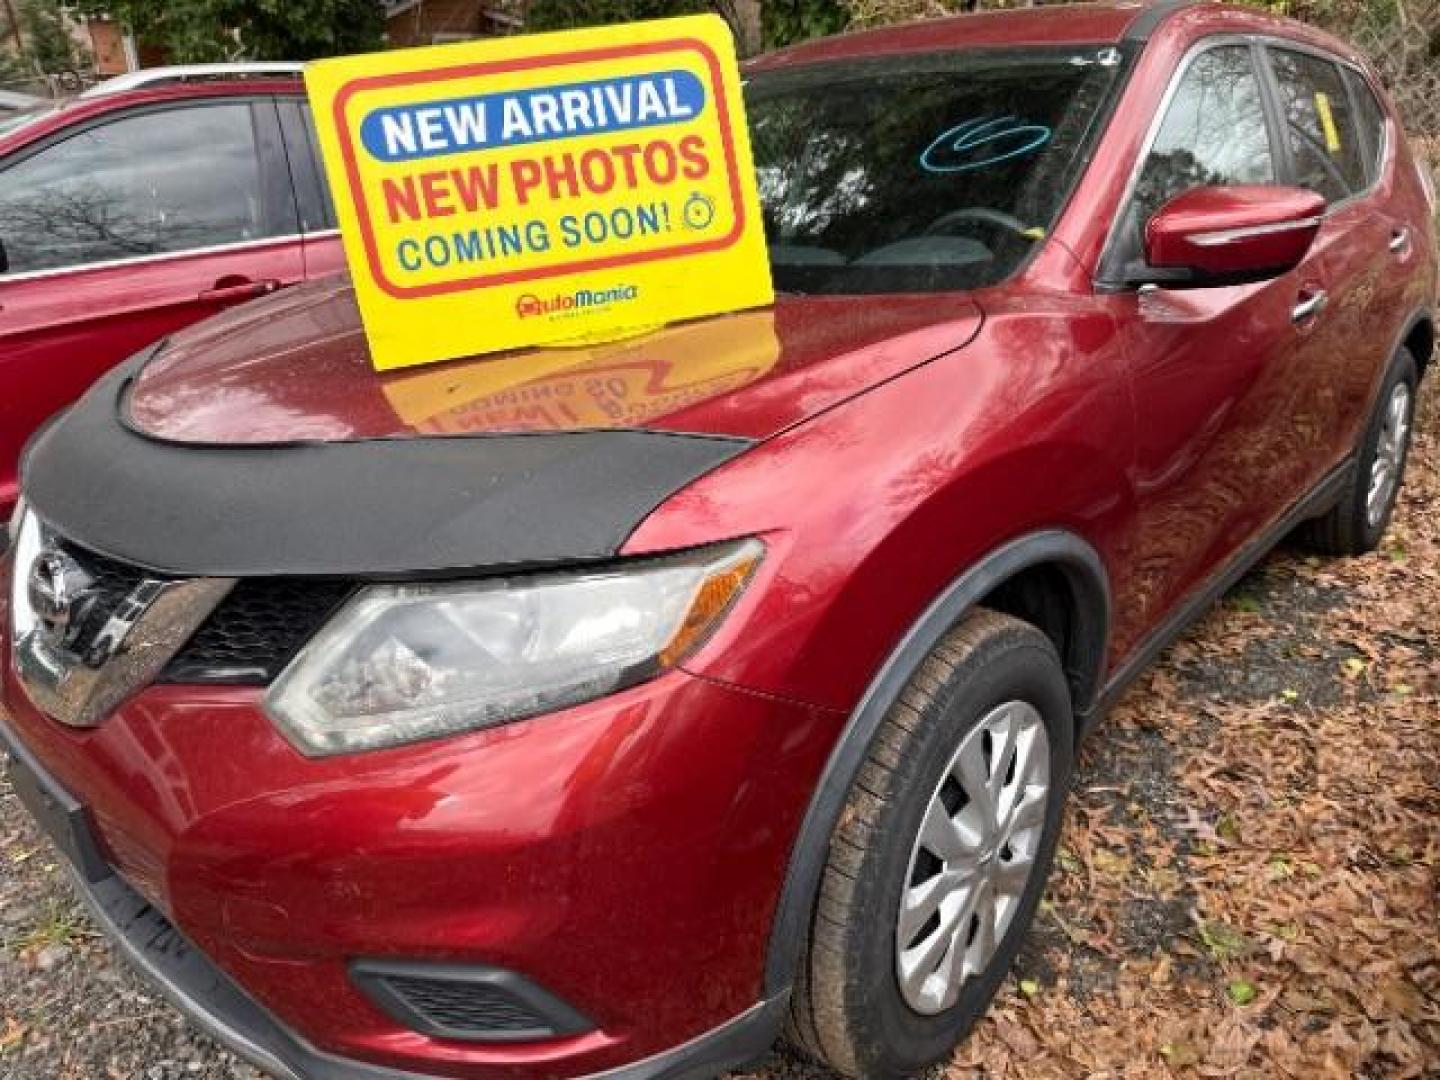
[948,388,1440,1074]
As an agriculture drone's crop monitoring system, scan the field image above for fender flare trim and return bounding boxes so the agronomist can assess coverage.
[1397,305,1435,374]
[762,528,1109,995]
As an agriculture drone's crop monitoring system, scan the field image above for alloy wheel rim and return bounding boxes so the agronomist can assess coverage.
[1367,382,1412,528]
[895,700,1051,1015]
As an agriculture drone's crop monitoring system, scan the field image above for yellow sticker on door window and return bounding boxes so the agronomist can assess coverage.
[1314,91,1342,154]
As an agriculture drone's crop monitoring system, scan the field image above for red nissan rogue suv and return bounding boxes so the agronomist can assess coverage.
[1,4,1435,1079]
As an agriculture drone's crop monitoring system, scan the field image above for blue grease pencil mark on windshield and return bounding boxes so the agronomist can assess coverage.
[920,116,1053,174]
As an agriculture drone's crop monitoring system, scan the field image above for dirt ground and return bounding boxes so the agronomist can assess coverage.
[2,380,1437,1078]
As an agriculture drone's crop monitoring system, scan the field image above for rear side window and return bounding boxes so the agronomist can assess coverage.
[1267,48,1368,203]
[0,102,295,276]
[1342,66,1388,184]
[1129,44,1275,235]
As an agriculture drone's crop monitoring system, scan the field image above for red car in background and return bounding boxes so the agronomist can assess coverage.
[1,5,1437,1080]
[0,65,346,514]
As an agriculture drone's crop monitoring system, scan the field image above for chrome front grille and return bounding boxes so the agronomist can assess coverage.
[8,518,357,706]
[9,514,233,727]
[40,543,152,662]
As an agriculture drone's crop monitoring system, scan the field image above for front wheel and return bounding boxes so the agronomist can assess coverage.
[787,609,1073,1078]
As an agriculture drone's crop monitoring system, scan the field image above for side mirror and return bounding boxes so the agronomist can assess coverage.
[1138,185,1326,288]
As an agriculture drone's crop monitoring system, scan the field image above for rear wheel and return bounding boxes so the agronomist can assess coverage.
[1304,346,1418,555]
[787,609,1072,1078]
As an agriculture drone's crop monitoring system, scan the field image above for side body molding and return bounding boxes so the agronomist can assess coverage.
[762,529,1110,996]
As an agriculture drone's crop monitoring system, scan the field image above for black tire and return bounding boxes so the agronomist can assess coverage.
[786,609,1073,1078]
[1303,346,1419,556]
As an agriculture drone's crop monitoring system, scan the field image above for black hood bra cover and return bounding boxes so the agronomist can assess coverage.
[22,348,752,578]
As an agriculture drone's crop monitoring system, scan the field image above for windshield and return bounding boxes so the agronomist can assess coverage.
[745,46,1126,295]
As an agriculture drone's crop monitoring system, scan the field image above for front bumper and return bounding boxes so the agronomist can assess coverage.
[0,655,838,1078]
[1,706,418,1079]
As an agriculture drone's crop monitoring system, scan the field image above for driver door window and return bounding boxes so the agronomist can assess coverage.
[1131,44,1277,231]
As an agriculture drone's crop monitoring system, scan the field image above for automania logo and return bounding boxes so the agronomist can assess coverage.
[515,284,640,319]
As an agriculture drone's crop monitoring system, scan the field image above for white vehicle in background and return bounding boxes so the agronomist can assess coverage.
[0,89,45,114]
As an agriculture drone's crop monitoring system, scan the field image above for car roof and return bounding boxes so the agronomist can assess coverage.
[80,62,306,97]
[0,77,305,155]
[749,1,1160,70]
[746,0,1365,70]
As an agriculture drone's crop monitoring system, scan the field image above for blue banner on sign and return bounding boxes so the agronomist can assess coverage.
[360,71,708,162]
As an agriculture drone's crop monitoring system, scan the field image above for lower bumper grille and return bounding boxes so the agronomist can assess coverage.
[382,975,545,1032]
[352,962,594,1043]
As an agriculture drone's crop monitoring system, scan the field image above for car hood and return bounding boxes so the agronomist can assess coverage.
[127,276,984,446]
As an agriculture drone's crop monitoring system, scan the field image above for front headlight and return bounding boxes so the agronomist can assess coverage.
[265,539,763,756]
[8,508,38,642]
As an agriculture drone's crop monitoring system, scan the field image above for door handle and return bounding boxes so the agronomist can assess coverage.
[198,278,281,303]
[1291,289,1328,324]
[1389,226,1411,255]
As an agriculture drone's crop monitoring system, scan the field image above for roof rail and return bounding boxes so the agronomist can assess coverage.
[82,62,306,98]
[1122,0,1199,42]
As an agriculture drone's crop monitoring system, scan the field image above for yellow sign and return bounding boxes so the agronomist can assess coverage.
[305,15,774,371]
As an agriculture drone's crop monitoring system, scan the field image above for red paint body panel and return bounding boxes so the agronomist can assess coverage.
[1,6,1436,1080]
[127,284,983,443]
[0,79,324,515]
[302,234,348,278]
[631,270,1141,706]
[0,592,843,1077]
[0,240,306,507]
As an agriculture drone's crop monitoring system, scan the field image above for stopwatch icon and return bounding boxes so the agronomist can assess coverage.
[683,193,715,231]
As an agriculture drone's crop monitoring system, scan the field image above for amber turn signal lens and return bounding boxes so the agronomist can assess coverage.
[658,544,763,668]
